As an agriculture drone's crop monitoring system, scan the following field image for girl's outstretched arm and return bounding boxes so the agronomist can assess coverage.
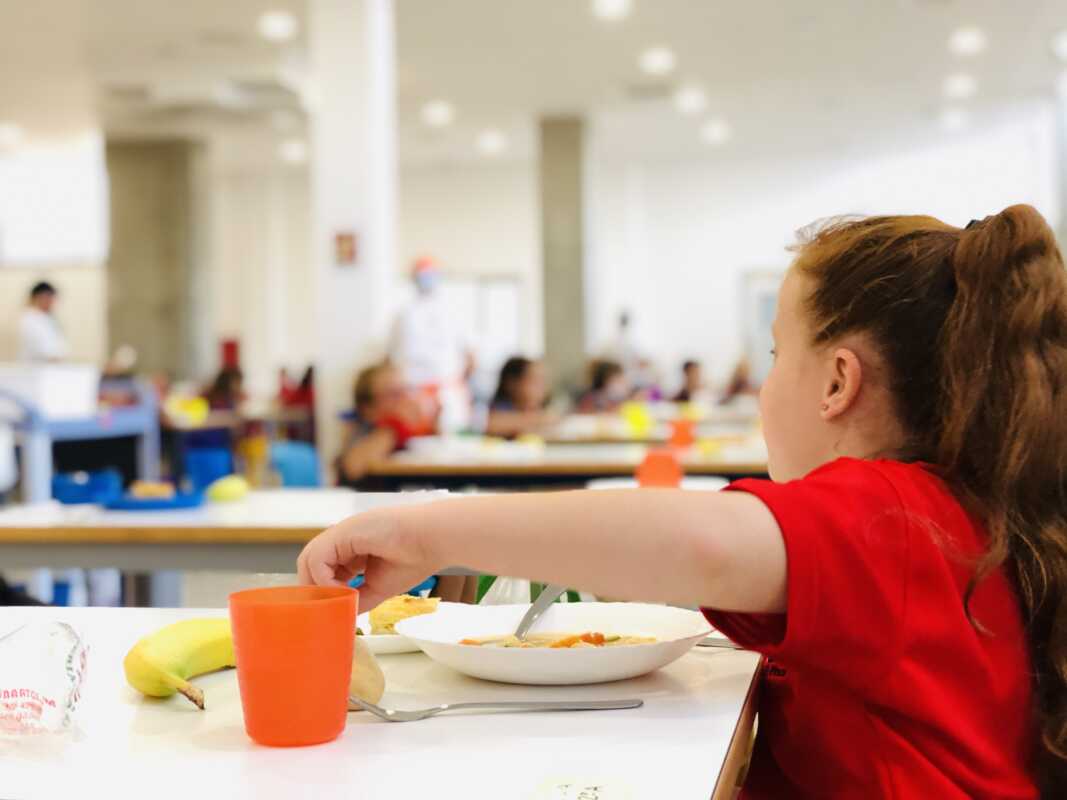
[298,490,787,613]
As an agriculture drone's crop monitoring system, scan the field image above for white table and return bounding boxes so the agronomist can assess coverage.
[0,489,446,573]
[546,413,757,446]
[367,440,769,490]
[0,607,761,800]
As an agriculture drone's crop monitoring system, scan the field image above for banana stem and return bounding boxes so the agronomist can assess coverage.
[177,681,205,710]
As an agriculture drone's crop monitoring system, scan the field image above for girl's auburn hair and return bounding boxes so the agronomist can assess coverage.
[792,204,1067,794]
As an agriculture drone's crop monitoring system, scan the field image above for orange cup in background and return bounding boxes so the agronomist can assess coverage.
[229,585,357,747]
[636,449,684,488]
[668,419,696,448]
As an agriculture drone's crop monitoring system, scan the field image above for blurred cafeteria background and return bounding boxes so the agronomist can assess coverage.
[1,0,1065,606]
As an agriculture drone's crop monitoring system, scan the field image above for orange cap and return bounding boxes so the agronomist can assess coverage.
[413,255,440,275]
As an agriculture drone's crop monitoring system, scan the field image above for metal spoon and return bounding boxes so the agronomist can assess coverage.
[349,695,643,723]
[513,583,567,641]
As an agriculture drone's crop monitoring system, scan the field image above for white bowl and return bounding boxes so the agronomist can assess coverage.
[585,476,728,491]
[395,602,711,685]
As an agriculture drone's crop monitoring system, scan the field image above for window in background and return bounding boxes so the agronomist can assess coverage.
[0,133,109,266]
[742,271,783,385]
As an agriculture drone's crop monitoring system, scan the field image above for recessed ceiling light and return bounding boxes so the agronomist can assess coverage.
[701,118,732,146]
[1052,30,1067,62]
[476,129,508,156]
[592,0,632,21]
[258,11,298,42]
[0,122,24,149]
[943,73,977,100]
[939,107,968,132]
[421,100,455,127]
[278,138,308,164]
[639,46,676,76]
[674,85,707,115]
[948,26,986,56]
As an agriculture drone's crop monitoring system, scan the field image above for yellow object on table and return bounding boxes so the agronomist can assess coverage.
[206,475,250,503]
[123,618,235,709]
[620,402,654,438]
[236,434,270,487]
[369,595,440,635]
[697,437,724,457]
[163,395,210,427]
[678,402,704,422]
[348,636,385,707]
[129,480,176,500]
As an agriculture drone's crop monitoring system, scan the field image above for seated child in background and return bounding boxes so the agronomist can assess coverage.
[630,358,663,402]
[485,357,557,438]
[719,357,759,406]
[203,366,245,410]
[336,362,435,485]
[577,359,629,413]
[673,359,705,403]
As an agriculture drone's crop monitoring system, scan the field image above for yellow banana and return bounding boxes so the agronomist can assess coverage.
[123,618,235,709]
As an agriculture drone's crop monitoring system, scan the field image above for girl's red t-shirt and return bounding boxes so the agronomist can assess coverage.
[704,457,1037,799]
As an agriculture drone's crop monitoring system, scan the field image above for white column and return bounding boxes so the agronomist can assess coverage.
[309,0,397,474]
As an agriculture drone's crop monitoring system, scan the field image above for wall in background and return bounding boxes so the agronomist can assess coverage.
[586,102,1059,390]
[208,165,313,397]
[205,156,542,401]
[7,103,1054,404]
[106,139,210,379]
[398,160,543,357]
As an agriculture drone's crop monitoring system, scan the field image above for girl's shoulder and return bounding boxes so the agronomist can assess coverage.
[802,457,968,529]
[806,456,942,487]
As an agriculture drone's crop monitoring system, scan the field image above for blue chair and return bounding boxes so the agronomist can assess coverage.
[270,441,321,487]
[185,447,234,491]
[52,469,123,505]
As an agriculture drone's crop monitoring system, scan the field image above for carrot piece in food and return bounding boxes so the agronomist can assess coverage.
[549,635,583,649]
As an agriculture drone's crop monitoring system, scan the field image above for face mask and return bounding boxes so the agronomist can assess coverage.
[415,272,440,294]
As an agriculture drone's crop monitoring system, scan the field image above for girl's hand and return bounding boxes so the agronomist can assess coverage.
[297,508,439,611]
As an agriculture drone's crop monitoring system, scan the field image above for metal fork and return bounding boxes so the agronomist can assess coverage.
[349,695,643,722]
[696,636,742,650]
[513,583,567,641]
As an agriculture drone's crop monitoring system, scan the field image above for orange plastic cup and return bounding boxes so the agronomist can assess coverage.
[668,419,696,448]
[636,449,684,488]
[229,585,357,747]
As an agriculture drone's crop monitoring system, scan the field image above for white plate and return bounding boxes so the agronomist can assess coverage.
[395,602,711,685]
[356,611,421,655]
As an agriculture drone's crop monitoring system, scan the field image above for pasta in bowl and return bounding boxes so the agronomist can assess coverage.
[395,602,711,685]
[459,632,657,648]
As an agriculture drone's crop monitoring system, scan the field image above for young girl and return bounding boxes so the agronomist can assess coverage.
[484,356,556,438]
[577,359,629,412]
[299,205,1066,798]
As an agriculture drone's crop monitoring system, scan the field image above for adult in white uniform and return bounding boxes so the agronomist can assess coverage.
[18,281,68,362]
[388,256,473,431]
[16,281,119,606]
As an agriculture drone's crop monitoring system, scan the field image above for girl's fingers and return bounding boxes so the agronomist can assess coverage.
[298,510,406,590]
[311,559,346,587]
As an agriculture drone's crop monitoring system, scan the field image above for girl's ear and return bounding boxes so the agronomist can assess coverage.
[820,348,862,420]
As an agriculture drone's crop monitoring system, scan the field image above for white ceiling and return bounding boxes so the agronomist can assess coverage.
[394,0,1067,162]
[2,0,1067,163]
